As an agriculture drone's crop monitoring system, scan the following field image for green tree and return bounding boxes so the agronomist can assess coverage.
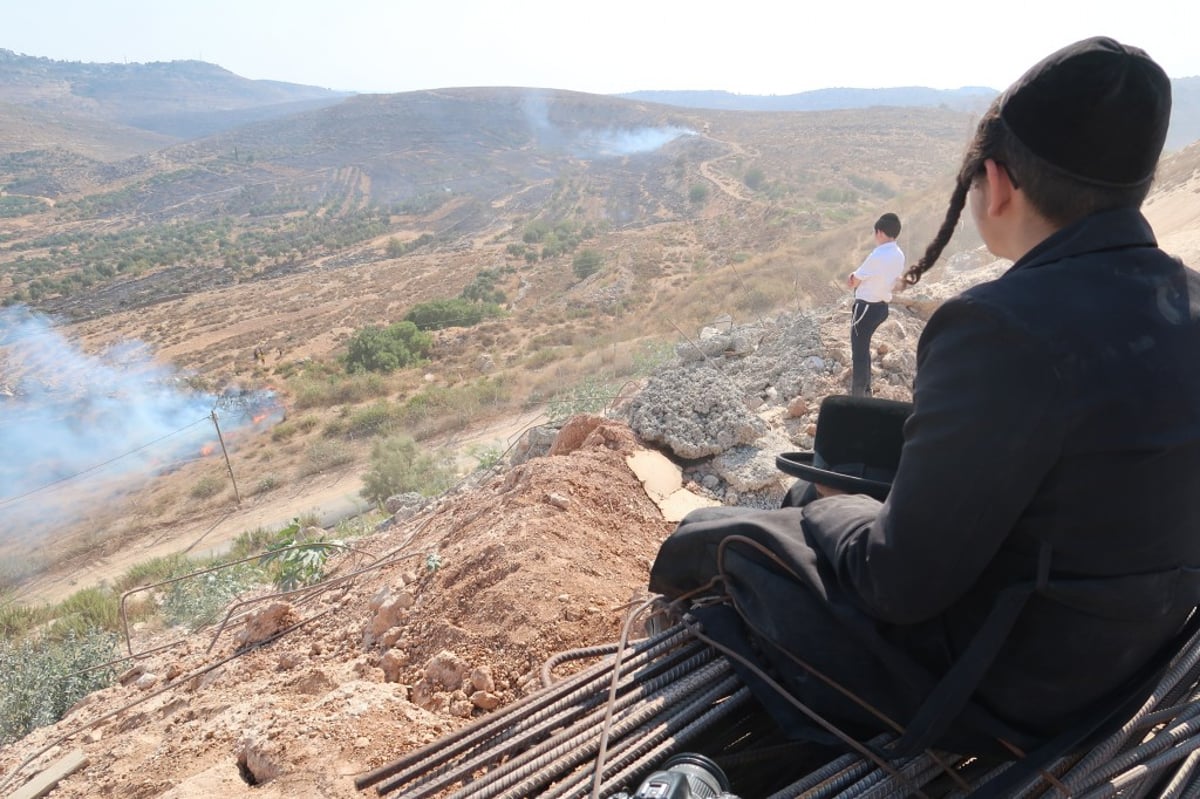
[344,322,431,373]
[743,167,765,190]
[405,298,502,330]
[461,269,507,304]
[360,435,454,505]
[522,220,552,243]
[573,248,604,279]
[689,184,709,204]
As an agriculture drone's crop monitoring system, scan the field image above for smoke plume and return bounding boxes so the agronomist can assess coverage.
[0,306,272,544]
[521,90,696,158]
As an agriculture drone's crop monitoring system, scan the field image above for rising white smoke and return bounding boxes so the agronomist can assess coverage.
[521,90,696,158]
[571,125,696,157]
[0,306,270,543]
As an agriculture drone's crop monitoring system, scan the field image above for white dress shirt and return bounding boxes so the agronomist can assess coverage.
[852,241,906,302]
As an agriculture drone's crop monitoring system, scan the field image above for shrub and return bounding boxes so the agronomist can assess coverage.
[816,187,858,203]
[395,379,511,439]
[228,527,281,559]
[271,419,304,442]
[572,249,604,280]
[847,174,895,198]
[301,440,355,476]
[360,435,454,505]
[322,417,348,438]
[0,630,117,744]
[405,298,502,331]
[525,348,562,370]
[253,474,281,495]
[160,566,259,630]
[522,220,551,243]
[261,544,332,592]
[290,372,388,410]
[545,374,617,421]
[0,559,40,595]
[689,184,709,204]
[190,474,226,500]
[628,340,676,377]
[743,167,766,190]
[114,554,192,593]
[259,521,334,592]
[469,442,507,472]
[734,287,777,315]
[340,401,404,439]
[344,322,431,373]
[51,586,120,636]
[295,415,321,433]
[0,599,49,640]
[460,269,507,305]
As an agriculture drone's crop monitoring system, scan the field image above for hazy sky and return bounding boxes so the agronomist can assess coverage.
[6,1,1199,96]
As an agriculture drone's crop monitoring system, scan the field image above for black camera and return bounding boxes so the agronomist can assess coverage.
[609,752,740,799]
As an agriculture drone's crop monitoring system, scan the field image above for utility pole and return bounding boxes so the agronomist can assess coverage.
[210,410,242,505]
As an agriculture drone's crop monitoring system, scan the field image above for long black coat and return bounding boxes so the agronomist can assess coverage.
[650,208,1200,753]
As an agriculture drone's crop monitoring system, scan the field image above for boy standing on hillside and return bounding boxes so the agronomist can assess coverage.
[848,213,904,396]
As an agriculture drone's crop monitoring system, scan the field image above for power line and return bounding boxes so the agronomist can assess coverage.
[0,415,212,509]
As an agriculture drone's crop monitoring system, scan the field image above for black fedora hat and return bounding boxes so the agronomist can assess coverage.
[776,395,912,501]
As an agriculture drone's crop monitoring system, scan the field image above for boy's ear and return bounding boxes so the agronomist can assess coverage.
[981,159,1017,217]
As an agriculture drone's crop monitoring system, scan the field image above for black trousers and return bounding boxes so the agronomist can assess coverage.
[850,299,888,397]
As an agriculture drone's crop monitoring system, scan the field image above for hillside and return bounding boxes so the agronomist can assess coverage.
[1145,138,1200,265]
[1,88,979,366]
[0,49,350,149]
[0,101,175,161]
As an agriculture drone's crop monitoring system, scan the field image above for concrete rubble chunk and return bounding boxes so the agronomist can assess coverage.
[235,602,298,648]
[424,650,469,690]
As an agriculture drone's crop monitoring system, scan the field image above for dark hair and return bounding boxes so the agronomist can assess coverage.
[874,213,901,239]
[903,102,1154,286]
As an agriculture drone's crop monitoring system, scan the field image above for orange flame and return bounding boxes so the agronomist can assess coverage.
[200,443,216,456]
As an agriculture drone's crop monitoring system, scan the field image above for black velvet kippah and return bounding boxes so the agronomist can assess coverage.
[999,36,1171,187]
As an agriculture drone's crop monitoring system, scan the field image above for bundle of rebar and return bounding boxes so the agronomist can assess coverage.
[355,616,1200,798]
[355,625,762,798]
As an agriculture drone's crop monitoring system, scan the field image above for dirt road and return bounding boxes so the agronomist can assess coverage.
[17,409,551,607]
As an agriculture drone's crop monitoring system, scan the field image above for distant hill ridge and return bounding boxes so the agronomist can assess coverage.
[621,78,1200,152]
[618,86,997,113]
[0,48,351,141]
[1,49,1198,151]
